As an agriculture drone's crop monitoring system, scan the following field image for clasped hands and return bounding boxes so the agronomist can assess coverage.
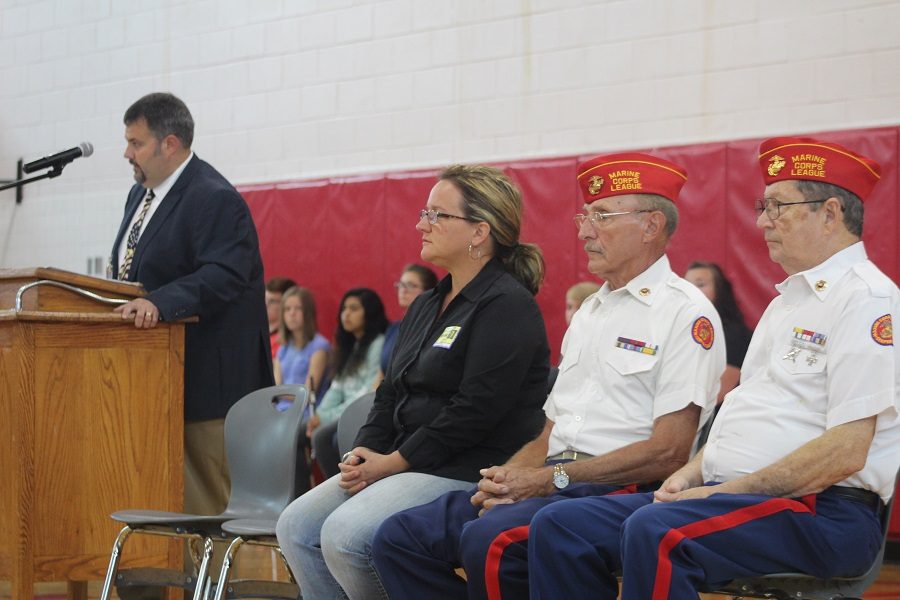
[470,465,553,516]
[653,473,717,503]
[338,448,408,496]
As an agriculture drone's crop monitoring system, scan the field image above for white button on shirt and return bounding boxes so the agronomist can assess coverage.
[703,243,900,502]
[544,255,725,458]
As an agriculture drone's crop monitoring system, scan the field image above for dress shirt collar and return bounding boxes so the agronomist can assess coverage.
[147,151,194,202]
[589,254,672,309]
[435,257,507,303]
[775,241,867,303]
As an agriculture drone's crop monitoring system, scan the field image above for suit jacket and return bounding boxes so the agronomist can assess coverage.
[111,155,274,421]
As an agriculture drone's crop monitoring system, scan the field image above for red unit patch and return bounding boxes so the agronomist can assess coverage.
[692,317,715,350]
[871,314,893,346]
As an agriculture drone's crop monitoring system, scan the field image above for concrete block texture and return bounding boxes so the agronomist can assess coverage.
[0,0,898,271]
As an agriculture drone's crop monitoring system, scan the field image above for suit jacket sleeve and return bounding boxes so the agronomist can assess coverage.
[145,186,260,322]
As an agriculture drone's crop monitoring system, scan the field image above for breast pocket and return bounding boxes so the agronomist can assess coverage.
[776,344,827,375]
[606,347,658,376]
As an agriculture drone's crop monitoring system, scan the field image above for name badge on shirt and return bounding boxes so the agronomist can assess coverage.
[434,326,461,349]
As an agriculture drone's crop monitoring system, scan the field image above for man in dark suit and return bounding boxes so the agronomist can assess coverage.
[111,92,273,515]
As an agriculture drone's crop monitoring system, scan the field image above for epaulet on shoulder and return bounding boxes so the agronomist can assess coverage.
[851,261,896,298]
[667,277,702,299]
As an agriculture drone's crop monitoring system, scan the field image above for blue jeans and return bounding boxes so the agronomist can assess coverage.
[275,472,472,600]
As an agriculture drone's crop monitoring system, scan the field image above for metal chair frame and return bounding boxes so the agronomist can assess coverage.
[210,518,299,600]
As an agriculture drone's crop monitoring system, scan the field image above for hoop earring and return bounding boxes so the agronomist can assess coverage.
[468,243,482,260]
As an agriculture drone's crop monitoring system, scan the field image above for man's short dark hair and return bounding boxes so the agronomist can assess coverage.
[796,180,864,237]
[124,92,194,148]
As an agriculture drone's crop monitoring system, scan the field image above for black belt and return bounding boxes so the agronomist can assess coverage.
[822,486,885,516]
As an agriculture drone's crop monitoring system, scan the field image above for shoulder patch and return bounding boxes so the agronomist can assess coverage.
[691,316,715,350]
[871,314,893,346]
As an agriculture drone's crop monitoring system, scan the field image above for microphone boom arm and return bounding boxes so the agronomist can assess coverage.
[1,156,77,204]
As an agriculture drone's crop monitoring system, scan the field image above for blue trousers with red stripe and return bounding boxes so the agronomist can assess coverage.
[529,487,882,600]
[372,482,623,600]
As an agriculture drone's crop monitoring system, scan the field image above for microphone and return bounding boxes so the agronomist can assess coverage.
[22,142,94,174]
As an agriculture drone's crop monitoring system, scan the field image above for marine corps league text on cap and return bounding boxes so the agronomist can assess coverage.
[758,137,881,201]
[576,152,688,204]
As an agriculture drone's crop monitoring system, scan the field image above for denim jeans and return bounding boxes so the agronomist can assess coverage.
[275,472,472,600]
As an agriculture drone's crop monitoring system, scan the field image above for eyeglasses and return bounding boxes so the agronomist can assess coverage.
[419,208,477,225]
[755,198,829,221]
[394,281,421,291]
[574,210,653,228]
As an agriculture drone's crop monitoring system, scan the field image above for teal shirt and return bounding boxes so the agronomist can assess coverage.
[316,334,384,425]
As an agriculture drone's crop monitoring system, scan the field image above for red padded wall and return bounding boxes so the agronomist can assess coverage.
[241,125,899,358]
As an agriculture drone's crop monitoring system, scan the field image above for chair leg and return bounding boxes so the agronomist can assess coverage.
[99,525,134,600]
[192,537,216,600]
[212,537,245,600]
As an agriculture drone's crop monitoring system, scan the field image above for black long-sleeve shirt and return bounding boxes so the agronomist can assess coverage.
[355,258,550,482]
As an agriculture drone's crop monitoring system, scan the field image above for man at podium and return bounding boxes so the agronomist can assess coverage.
[109,92,274,515]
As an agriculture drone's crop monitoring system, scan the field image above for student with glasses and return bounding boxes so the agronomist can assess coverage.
[276,164,550,600]
[374,264,439,387]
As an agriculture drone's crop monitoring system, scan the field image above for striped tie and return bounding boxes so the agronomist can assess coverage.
[119,189,155,280]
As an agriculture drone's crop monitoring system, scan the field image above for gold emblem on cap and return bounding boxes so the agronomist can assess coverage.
[768,155,786,176]
[815,280,827,291]
[587,175,604,195]
[639,287,650,296]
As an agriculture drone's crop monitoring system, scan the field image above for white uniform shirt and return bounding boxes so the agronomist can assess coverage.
[545,255,725,458]
[703,243,899,502]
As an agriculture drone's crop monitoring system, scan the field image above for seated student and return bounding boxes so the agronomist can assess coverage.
[308,288,388,479]
[526,136,899,600]
[564,280,601,324]
[273,286,330,391]
[273,286,331,494]
[685,261,753,403]
[372,152,725,600]
[275,164,550,600]
[375,263,439,387]
[265,276,297,359]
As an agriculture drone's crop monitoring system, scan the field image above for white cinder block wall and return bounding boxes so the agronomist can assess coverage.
[0,0,898,272]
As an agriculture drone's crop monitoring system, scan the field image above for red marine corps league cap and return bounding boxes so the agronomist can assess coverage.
[758,137,882,201]
[576,152,688,204]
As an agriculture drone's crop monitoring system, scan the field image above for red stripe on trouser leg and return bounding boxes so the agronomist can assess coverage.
[608,484,638,496]
[651,497,814,600]
[484,525,530,600]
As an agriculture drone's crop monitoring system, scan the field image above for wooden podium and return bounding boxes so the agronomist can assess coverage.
[0,268,185,599]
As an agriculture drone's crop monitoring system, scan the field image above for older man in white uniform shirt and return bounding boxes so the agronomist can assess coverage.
[527,136,899,600]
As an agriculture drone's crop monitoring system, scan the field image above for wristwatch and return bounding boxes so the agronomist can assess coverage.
[552,463,570,489]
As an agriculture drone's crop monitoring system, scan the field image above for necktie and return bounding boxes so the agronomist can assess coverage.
[119,189,155,280]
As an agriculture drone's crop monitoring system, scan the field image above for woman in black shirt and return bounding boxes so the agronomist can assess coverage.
[276,165,550,600]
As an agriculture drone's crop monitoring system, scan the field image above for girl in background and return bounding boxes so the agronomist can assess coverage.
[376,264,439,386]
[273,286,330,392]
[308,288,388,478]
